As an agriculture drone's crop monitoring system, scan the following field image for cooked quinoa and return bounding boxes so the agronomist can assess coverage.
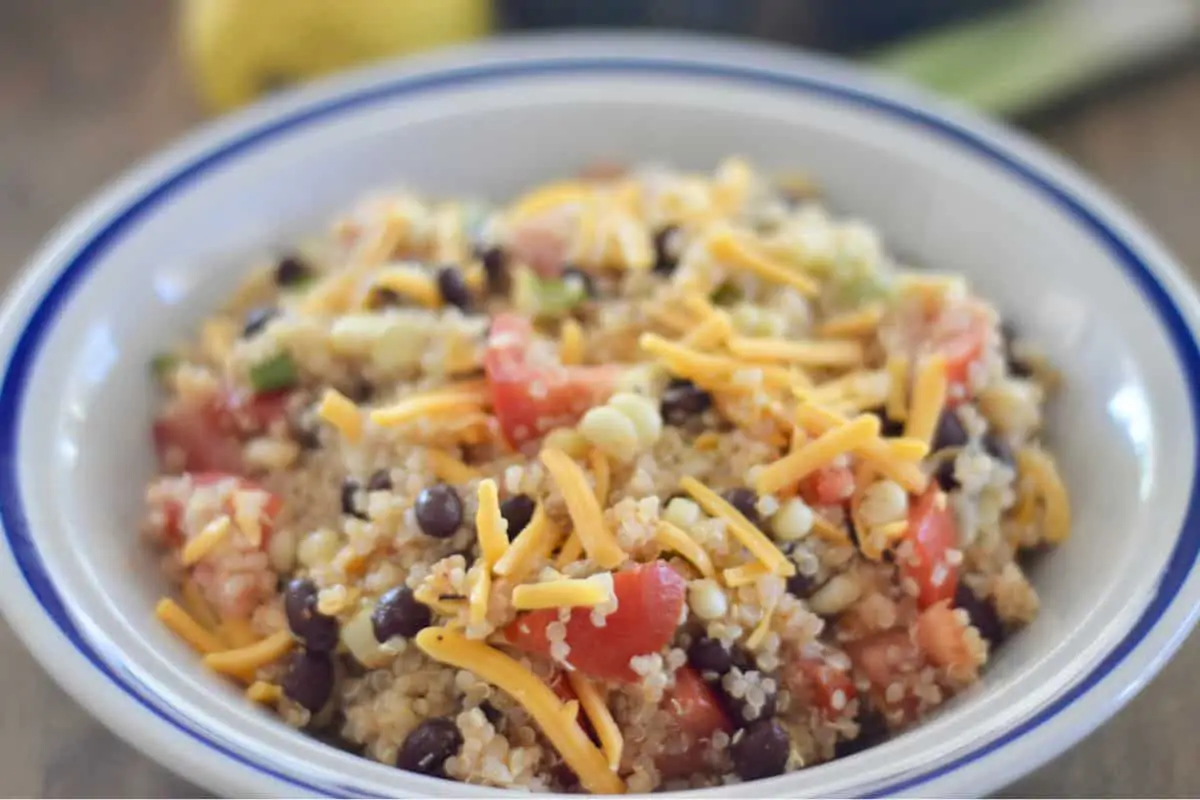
[143,158,1070,793]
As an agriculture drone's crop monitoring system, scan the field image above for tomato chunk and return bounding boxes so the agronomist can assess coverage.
[657,666,733,779]
[156,472,282,547]
[484,313,617,449]
[784,656,857,719]
[153,387,292,474]
[845,629,923,725]
[915,600,980,676]
[504,561,687,682]
[901,487,959,609]
[798,464,855,506]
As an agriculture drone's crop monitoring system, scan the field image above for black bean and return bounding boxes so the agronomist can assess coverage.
[372,586,433,641]
[933,458,960,492]
[652,225,680,275]
[344,378,375,404]
[282,650,335,713]
[293,423,322,451]
[786,572,819,599]
[367,469,393,492]
[834,707,889,758]
[561,266,596,298]
[953,583,1005,646]
[397,717,463,777]
[499,494,536,541]
[732,718,790,780]
[687,637,734,676]
[274,254,311,287]
[284,578,339,652]
[479,701,502,727]
[437,266,472,311]
[479,245,509,293]
[242,306,278,338]
[983,432,1015,468]
[660,380,713,426]
[722,487,759,525]
[341,477,367,520]
[414,483,463,539]
[932,410,968,451]
[868,407,905,438]
[368,286,404,309]
[730,647,756,674]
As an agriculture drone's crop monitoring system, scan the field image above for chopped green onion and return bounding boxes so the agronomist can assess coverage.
[249,352,299,392]
[150,353,179,382]
[710,281,743,307]
[512,267,587,319]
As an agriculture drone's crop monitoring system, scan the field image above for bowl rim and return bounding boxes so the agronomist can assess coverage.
[1,33,1199,798]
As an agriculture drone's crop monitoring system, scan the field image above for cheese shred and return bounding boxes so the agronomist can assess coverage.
[679,476,795,577]
[475,479,510,566]
[886,354,910,422]
[469,564,491,626]
[728,336,865,368]
[156,598,225,655]
[756,412,881,496]
[371,389,487,428]
[181,515,232,566]
[415,628,625,794]
[540,448,627,569]
[707,228,820,296]
[792,402,928,493]
[494,505,561,582]
[904,355,948,446]
[654,520,716,579]
[203,630,294,680]
[567,671,624,772]
[512,576,612,610]
[555,532,585,568]
[560,319,586,365]
[318,388,363,443]
[425,449,481,484]
[1016,446,1072,543]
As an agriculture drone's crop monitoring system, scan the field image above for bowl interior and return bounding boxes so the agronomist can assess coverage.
[12,59,1192,797]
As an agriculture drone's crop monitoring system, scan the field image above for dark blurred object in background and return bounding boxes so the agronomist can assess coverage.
[499,0,1022,53]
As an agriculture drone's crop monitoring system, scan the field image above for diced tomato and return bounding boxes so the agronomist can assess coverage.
[798,464,855,507]
[504,561,687,683]
[657,666,733,779]
[153,400,243,473]
[153,388,293,474]
[845,629,923,724]
[915,600,979,675]
[901,487,959,609]
[157,472,282,547]
[933,318,987,401]
[784,657,857,719]
[484,314,617,449]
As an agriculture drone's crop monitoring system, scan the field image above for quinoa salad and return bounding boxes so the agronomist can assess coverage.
[143,158,1071,794]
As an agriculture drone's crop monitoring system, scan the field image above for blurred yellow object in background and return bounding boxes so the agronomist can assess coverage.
[182,0,493,112]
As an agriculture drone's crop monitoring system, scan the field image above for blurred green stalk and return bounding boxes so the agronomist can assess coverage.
[866,0,1200,115]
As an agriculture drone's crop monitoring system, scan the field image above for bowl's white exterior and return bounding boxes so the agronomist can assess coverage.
[0,35,1198,799]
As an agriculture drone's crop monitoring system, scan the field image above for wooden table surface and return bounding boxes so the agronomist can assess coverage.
[1,1,1197,797]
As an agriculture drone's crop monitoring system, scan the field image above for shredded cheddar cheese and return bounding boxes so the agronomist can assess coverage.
[318,388,362,443]
[639,334,798,392]
[371,388,487,428]
[567,672,624,772]
[589,448,610,505]
[682,311,733,350]
[904,355,948,446]
[218,616,260,649]
[508,182,591,223]
[475,479,510,566]
[181,515,232,566]
[810,513,851,544]
[792,402,928,493]
[817,303,885,338]
[494,506,561,582]
[886,354,910,422]
[204,630,294,680]
[746,594,778,650]
[679,476,795,577]
[540,448,626,569]
[156,598,225,654]
[426,449,480,483]
[511,575,613,610]
[181,580,219,632]
[728,335,865,368]
[415,628,625,794]
[707,228,820,296]
[469,564,491,626]
[755,413,881,496]
[654,520,716,579]
[555,532,584,568]
[560,318,586,365]
[246,681,283,705]
[1016,446,1071,542]
[721,561,773,588]
[373,264,442,309]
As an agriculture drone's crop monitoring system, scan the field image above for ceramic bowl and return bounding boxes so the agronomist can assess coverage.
[1,34,1198,799]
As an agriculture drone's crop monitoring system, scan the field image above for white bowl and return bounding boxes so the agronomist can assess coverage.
[1,33,1198,799]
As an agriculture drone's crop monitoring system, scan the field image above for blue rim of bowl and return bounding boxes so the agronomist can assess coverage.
[0,54,1197,798]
